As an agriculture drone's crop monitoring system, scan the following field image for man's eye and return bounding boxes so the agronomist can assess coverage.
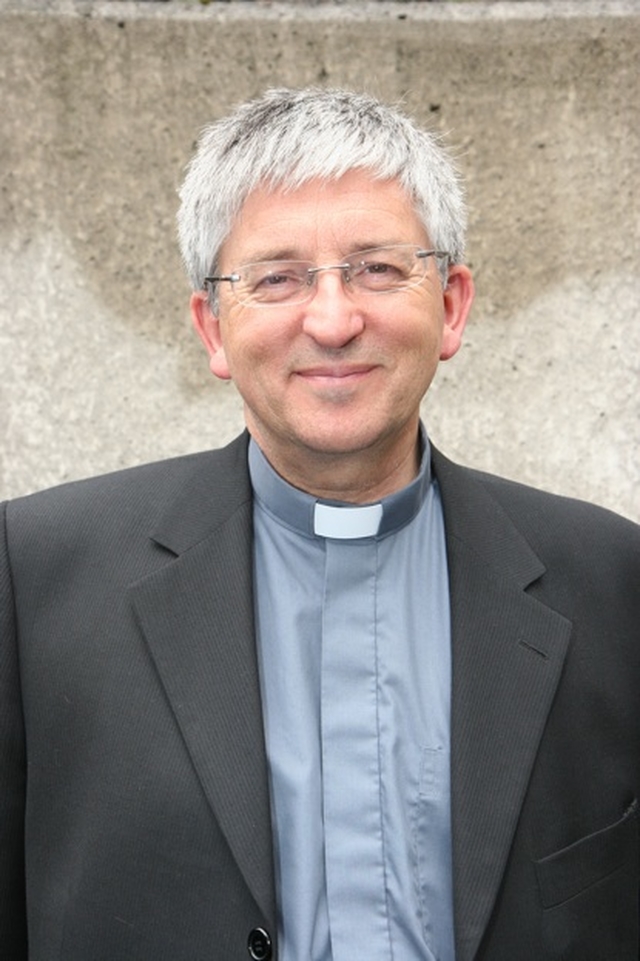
[365,261,394,274]
[245,267,306,302]
[257,271,298,288]
[357,260,406,283]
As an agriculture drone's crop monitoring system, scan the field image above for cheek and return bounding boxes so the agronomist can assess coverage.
[224,329,284,388]
[398,318,442,364]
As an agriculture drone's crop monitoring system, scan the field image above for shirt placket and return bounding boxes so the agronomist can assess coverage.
[321,537,392,961]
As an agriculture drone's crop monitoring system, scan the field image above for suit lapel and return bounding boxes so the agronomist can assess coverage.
[433,451,572,961]
[128,435,275,923]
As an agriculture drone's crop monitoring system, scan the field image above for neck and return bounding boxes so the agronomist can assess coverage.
[249,430,422,504]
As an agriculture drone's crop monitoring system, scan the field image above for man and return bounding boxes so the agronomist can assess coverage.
[1,88,638,961]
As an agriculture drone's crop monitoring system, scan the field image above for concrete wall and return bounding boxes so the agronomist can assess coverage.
[1,0,638,521]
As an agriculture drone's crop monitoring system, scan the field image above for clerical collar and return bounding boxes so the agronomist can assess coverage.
[248,426,432,541]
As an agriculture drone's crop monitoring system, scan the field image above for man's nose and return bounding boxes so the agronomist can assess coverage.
[301,269,365,347]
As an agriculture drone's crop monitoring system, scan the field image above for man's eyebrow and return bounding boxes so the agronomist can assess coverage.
[347,240,407,255]
[236,248,305,264]
[233,239,412,265]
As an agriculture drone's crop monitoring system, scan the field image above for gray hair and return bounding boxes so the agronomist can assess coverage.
[177,87,467,292]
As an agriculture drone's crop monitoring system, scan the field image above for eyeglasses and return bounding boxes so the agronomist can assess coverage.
[204,244,448,308]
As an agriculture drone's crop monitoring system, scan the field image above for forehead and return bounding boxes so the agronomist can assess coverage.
[220,170,428,264]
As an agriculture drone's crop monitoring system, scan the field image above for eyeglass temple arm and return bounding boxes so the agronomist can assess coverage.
[416,249,449,260]
[203,273,240,286]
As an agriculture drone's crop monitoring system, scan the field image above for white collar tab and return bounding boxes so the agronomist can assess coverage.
[313,502,383,540]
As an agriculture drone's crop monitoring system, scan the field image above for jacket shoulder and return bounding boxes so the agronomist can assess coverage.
[472,466,639,547]
[434,448,639,541]
[433,449,640,609]
[3,433,251,555]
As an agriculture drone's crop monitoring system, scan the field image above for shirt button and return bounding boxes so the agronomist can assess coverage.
[247,926,272,960]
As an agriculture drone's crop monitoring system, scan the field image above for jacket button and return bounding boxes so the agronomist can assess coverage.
[247,926,272,960]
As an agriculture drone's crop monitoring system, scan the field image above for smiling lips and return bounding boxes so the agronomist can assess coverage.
[295,364,378,382]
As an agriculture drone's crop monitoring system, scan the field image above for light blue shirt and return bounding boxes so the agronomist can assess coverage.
[250,430,454,961]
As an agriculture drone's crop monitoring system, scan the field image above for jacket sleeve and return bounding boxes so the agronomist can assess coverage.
[0,501,28,957]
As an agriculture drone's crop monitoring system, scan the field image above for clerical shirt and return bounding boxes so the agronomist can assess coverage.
[250,429,454,961]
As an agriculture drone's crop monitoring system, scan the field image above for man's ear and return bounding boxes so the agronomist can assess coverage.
[190,291,232,381]
[440,264,475,361]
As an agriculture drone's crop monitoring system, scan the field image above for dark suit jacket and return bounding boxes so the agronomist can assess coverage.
[1,433,639,961]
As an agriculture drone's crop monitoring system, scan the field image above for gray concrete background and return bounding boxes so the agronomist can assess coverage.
[1,0,638,521]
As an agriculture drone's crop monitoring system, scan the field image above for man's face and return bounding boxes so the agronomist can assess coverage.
[192,170,473,496]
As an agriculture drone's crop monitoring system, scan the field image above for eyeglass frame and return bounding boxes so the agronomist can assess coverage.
[203,245,450,309]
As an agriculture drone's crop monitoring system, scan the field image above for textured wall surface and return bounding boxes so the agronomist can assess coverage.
[1,0,638,521]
